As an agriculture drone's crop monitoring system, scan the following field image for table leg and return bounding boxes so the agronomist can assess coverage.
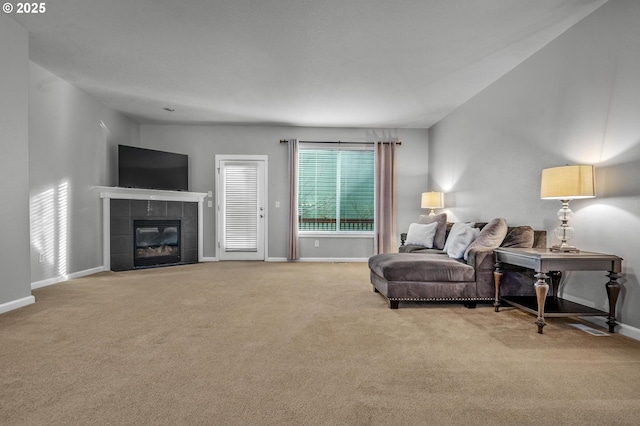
[534,272,549,334]
[493,260,503,312]
[605,271,621,333]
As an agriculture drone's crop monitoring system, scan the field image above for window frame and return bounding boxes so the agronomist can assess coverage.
[297,143,375,236]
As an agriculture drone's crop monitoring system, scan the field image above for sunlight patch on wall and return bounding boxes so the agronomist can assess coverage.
[30,181,69,278]
[57,181,68,276]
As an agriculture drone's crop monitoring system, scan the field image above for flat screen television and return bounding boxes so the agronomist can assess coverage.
[118,145,188,191]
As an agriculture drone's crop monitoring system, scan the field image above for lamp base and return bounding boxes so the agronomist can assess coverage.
[549,244,580,253]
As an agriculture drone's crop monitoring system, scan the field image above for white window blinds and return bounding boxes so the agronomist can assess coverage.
[298,148,374,232]
[223,164,258,251]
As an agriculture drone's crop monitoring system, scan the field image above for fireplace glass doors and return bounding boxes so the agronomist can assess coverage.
[133,220,181,267]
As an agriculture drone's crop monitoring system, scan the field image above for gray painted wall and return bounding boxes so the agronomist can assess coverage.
[29,62,139,283]
[0,15,31,307]
[428,0,640,330]
[139,125,428,259]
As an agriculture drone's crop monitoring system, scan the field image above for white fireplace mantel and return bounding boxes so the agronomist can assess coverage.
[96,186,208,269]
[96,186,207,203]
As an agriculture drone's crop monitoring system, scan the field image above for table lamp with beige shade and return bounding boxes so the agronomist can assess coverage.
[540,164,595,252]
[421,191,444,216]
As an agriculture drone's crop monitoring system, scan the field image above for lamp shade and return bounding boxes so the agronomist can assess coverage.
[421,191,444,208]
[540,165,595,200]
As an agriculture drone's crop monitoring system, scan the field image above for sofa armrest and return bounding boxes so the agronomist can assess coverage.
[466,247,494,271]
[400,233,407,246]
[467,247,498,298]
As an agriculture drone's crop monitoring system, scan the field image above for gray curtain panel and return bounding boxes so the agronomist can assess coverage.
[287,139,300,260]
[375,141,398,254]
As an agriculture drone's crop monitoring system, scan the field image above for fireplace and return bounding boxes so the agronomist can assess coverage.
[133,220,181,268]
[100,187,206,272]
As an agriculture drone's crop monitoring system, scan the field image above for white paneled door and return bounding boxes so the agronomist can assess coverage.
[217,156,267,260]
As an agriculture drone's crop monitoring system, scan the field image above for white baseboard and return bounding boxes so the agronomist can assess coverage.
[559,294,640,342]
[0,295,35,315]
[300,257,369,262]
[31,266,106,290]
[289,257,369,262]
[580,316,640,342]
[252,257,370,262]
[199,257,218,262]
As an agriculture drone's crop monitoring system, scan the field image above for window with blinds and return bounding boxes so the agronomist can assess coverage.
[298,148,374,232]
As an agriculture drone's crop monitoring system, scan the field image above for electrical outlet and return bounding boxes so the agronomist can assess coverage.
[38,252,45,263]
[314,240,320,247]
[275,201,280,208]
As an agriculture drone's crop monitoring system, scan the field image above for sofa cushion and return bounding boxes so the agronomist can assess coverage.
[399,246,444,254]
[447,226,480,259]
[405,222,439,248]
[501,226,535,248]
[418,213,447,250]
[369,253,475,282]
[463,217,508,261]
[399,244,421,253]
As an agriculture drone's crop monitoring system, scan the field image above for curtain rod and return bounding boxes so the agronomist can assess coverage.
[279,139,401,145]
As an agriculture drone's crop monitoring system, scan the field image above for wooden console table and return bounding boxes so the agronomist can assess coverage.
[493,248,622,334]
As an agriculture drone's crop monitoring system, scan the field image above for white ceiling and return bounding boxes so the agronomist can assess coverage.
[12,0,607,128]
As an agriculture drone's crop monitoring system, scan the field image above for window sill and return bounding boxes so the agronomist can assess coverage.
[299,232,374,238]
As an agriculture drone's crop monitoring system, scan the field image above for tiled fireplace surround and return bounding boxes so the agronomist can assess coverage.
[98,187,207,271]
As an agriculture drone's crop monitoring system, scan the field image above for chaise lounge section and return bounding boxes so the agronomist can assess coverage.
[369,216,546,309]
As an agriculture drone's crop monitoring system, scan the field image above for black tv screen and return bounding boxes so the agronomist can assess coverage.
[118,145,188,191]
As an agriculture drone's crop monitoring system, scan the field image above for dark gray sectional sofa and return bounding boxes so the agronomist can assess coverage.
[368,220,546,309]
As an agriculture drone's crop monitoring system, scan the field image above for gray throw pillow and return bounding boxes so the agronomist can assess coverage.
[417,213,447,250]
[501,226,534,248]
[463,217,508,261]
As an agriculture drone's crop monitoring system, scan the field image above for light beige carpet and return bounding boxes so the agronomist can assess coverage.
[2,262,640,425]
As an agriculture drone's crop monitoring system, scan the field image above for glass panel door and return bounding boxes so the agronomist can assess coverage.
[218,158,266,260]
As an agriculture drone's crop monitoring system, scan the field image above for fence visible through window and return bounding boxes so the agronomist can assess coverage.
[298,218,374,232]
